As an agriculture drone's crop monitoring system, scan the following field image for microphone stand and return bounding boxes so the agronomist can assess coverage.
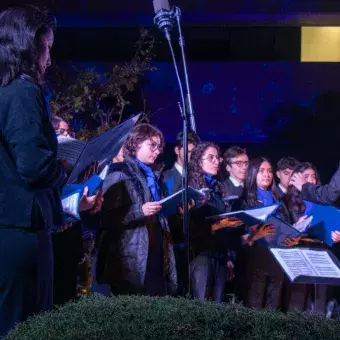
[177,101,190,294]
[173,7,196,132]
[154,6,197,296]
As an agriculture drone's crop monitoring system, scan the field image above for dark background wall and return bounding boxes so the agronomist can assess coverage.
[2,0,340,180]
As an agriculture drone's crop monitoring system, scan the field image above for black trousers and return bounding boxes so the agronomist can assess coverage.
[0,227,53,336]
[52,223,83,306]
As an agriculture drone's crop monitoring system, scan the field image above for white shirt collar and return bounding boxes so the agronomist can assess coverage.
[174,162,183,176]
[278,183,287,194]
[229,176,243,188]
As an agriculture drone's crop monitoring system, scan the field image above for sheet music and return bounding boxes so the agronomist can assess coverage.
[301,249,340,278]
[293,215,314,233]
[62,192,81,220]
[270,248,316,281]
[57,136,86,167]
[225,195,239,201]
[208,204,279,223]
[159,187,208,204]
[246,205,279,221]
[67,113,140,184]
[99,164,109,180]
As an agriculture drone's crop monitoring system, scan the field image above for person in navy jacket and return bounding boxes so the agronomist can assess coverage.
[0,6,66,335]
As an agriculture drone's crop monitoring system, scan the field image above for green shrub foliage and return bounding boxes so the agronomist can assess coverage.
[5,294,340,340]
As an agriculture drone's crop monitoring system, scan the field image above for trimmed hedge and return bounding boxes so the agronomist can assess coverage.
[5,294,340,340]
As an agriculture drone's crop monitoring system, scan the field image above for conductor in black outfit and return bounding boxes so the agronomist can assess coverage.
[0,6,66,336]
[290,164,340,205]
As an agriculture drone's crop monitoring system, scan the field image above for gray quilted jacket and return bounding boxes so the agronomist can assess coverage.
[96,156,177,295]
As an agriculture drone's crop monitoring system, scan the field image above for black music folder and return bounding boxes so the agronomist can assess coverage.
[57,114,141,184]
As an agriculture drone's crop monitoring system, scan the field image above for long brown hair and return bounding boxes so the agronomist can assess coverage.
[283,162,320,223]
[0,5,56,86]
[243,157,278,207]
[188,142,226,195]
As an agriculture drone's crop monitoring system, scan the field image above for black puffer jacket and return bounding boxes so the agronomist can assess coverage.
[96,156,177,295]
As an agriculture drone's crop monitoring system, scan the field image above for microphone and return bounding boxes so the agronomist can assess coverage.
[153,0,174,33]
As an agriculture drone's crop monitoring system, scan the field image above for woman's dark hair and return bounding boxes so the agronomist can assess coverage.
[282,162,320,224]
[124,123,164,158]
[243,157,278,207]
[188,142,225,195]
[50,115,64,130]
[0,5,56,86]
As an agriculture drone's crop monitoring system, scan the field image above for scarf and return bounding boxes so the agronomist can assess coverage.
[205,174,217,189]
[136,159,160,202]
[256,187,274,206]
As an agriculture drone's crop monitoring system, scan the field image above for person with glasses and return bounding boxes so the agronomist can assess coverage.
[223,146,249,199]
[96,123,177,296]
[50,115,73,137]
[188,144,273,302]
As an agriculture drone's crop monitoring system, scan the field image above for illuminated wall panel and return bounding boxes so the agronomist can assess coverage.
[302,27,340,62]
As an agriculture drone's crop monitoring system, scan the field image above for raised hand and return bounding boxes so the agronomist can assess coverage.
[289,173,307,192]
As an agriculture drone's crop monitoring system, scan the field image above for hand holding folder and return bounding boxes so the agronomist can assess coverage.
[249,223,276,242]
[61,174,103,221]
[79,186,98,212]
[57,114,140,184]
[211,217,243,231]
[207,204,280,227]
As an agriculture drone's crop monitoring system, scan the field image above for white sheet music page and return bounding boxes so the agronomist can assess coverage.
[301,249,340,278]
[293,215,314,233]
[247,205,278,221]
[270,248,316,282]
[57,135,86,166]
[62,192,81,220]
[99,164,109,180]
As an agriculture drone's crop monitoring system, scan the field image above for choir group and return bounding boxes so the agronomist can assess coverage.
[1,4,340,338]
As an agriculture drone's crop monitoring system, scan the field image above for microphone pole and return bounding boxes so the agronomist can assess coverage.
[153,1,192,296]
[173,7,196,132]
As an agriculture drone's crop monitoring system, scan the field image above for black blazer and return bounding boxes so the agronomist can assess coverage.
[162,165,182,195]
[276,185,286,202]
[223,178,243,198]
[301,164,340,206]
[0,78,66,228]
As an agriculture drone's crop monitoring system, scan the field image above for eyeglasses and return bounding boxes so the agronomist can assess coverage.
[148,140,163,153]
[202,155,223,163]
[230,161,249,168]
[56,128,74,137]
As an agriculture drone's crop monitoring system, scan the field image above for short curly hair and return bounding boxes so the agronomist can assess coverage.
[124,123,164,158]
